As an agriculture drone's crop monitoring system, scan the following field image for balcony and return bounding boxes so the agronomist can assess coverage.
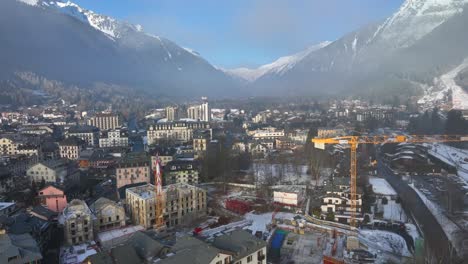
[258,254,266,261]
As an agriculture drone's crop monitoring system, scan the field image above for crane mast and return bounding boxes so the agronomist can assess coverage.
[153,155,165,229]
[312,134,468,227]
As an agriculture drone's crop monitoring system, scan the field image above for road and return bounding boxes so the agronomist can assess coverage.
[378,159,463,263]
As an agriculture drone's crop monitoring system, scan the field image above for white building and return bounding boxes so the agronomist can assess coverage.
[99,128,129,148]
[147,121,209,145]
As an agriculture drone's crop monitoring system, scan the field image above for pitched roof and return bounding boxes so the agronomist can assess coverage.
[111,244,142,264]
[212,230,266,261]
[128,231,166,260]
[160,236,222,264]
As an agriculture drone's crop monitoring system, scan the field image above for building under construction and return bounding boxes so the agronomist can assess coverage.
[125,183,207,229]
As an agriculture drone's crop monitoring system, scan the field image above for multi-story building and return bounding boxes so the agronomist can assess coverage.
[193,130,211,153]
[99,128,129,148]
[87,112,121,131]
[27,160,67,184]
[0,137,39,157]
[60,199,94,245]
[125,183,207,229]
[317,127,345,138]
[165,160,200,185]
[0,137,18,156]
[248,127,285,140]
[89,197,126,232]
[187,102,211,122]
[59,137,85,160]
[165,106,179,122]
[67,125,100,147]
[147,121,209,145]
[116,154,151,189]
[320,178,363,225]
[37,185,68,212]
[149,147,176,167]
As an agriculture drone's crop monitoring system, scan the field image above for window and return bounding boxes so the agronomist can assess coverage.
[100,219,103,224]
[247,255,253,262]
[108,217,112,222]
[116,215,119,220]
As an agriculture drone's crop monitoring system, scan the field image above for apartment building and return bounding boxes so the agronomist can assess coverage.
[27,160,67,184]
[165,106,179,121]
[60,199,94,245]
[99,128,129,148]
[193,129,211,153]
[165,160,200,185]
[248,127,285,140]
[147,121,209,145]
[87,112,121,131]
[125,183,207,229]
[0,137,39,157]
[67,125,100,146]
[59,137,85,160]
[116,154,151,189]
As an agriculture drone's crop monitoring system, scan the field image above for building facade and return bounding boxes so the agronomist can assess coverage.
[87,112,121,131]
[60,199,94,245]
[165,106,179,122]
[99,128,129,148]
[164,160,200,185]
[89,197,126,232]
[125,183,207,229]
[67,125,100,147]
[37,185,68,212]
[27,160,67,184]
[59,137,85,160]
[116,154,151,189]
[147,121,209,145]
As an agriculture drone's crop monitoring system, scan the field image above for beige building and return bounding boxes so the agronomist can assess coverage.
[116,154,151,189]
[165,106,179,121]
[59,137,85,160]
[125,183,207,229]
[89,197,126,232]
[0,137,39,157]
[26,160,67,184]
[60,199,94,245]
[248,127,285,140]
[147,121,209,145]
[87,112,121,131]
[0,137,18,156]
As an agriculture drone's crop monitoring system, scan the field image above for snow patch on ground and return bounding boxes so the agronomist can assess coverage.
[244,212,296,233]
[418,58,468,110]
[359,229,411,257]
[370,177,397,196]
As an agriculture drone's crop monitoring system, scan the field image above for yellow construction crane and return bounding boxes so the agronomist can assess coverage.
[312,134,468,227]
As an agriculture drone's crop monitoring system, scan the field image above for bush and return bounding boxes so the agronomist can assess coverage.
[382,197,388,205]
[326,212,335,222]
[312,207,321,218]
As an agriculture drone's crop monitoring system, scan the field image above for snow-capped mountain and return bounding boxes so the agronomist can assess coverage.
[370,0,468,48]
[225,41,331,82]
[1,0,236,97]
[250,0,468,106]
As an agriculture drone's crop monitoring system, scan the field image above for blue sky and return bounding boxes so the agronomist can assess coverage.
[73,0,404,68]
